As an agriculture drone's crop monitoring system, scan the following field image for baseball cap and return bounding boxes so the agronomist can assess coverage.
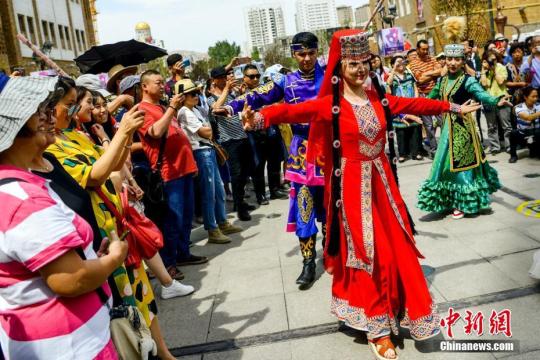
[167,53,183,67]
[210,66,228,78]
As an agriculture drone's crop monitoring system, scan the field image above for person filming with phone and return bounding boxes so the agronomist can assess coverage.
[521,36,540,89]
[165,53,190,99]
[481,50,512,154]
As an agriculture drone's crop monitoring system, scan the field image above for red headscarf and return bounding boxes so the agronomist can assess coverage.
[307,28,370,175]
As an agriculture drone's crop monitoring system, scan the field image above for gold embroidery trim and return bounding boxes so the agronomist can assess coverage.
[359,138,384,159]
[298,185,314,223]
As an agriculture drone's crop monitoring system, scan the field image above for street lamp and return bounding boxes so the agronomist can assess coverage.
[494,4,521,41]
[32,41,53,70]
[494,5,507,35]
[381,3,397,28]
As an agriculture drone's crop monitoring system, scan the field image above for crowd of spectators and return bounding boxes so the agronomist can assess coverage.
[381,34,540,163]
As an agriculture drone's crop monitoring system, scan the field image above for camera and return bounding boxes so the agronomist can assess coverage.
[13,66,25,76]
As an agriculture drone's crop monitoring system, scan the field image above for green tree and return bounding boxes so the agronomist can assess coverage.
[251,47,261,61]
[208,40,241,68]
[145,56,168,77]
[190,59,210,82]
[262,44,295,69]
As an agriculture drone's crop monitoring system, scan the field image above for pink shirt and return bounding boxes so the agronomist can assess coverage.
[0,166,116,359]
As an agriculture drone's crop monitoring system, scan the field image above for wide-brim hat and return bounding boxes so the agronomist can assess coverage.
[119,75,141,95]
[106,64,138,93]
[174,79,202,95]
[76,74,111,97]
[0,74,58,152]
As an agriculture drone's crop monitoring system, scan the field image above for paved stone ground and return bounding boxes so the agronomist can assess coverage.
[152,135,540,360]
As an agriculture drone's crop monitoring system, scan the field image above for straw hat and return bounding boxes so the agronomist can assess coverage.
[106,64,138,93]
[174,79,201,96]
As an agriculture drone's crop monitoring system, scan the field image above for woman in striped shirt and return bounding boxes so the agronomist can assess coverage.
[0,74,126,359]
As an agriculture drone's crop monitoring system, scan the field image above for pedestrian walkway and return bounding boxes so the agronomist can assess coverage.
[153,152,540,360]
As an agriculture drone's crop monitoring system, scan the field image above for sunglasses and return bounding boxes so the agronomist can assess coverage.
[68,104,81,118]
[58,103,81,119]
[245,74,261,80]
[187,91,200,97]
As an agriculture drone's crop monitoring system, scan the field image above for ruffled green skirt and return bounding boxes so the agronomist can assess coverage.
[417,120,501,214]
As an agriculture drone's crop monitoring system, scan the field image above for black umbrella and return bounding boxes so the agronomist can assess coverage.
[75,39,167,74]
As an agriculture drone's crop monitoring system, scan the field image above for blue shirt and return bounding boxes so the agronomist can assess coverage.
[514,102,540,132]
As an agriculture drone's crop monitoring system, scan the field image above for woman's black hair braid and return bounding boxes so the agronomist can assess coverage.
[327,60,343,257]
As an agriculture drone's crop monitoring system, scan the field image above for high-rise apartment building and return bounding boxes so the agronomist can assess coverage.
[354,4,371,28]
[337,5,354,27]
[245,4,286,53]
[295,0,338,32]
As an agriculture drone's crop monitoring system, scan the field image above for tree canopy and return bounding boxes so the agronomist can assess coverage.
[208,40,241,68]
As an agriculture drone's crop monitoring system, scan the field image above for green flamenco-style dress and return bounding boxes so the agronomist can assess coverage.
[417,72,501,214]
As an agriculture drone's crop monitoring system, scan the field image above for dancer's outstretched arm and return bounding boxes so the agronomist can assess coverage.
[242,96,332,130]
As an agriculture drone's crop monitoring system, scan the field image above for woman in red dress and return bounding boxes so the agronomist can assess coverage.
[244,29,479,360]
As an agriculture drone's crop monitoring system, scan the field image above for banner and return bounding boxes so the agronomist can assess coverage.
[377,27,405,57]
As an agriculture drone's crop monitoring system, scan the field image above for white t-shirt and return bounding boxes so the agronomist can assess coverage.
[514,102,540,132]
[178,106,213,150]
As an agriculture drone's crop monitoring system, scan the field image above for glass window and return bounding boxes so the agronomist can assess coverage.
[42,20,49,42]
[27,16,38,45]
[49,23,57,48]
[58,24,66,49]
[65,26,72,50]
[75,29,81,51]
[17,14,27,38]
[81,30,86,50]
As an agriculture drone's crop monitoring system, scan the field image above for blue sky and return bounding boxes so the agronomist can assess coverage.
[96,0,369,53]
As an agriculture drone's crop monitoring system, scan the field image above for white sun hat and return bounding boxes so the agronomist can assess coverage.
[0,74,58,152]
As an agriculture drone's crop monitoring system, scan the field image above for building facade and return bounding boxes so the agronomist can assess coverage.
[368,0,540,56]
[244,3,286,53]
[337,5,354,28]
[355,4,371,28]
[295,0,338,32]
[0,0,97,74]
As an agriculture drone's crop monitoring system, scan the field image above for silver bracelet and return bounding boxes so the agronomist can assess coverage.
[449,103,462,115]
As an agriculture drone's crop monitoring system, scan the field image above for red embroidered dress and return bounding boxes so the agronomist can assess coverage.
[257,89,449,340]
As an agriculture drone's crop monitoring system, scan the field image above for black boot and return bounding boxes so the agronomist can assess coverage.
[296,236,316,287]
[237,203,252,221]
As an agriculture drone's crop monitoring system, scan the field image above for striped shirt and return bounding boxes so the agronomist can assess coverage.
[514,102,540,132]
[408,56,440,94]
[0,166,116,360]
[207,94,247,143]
